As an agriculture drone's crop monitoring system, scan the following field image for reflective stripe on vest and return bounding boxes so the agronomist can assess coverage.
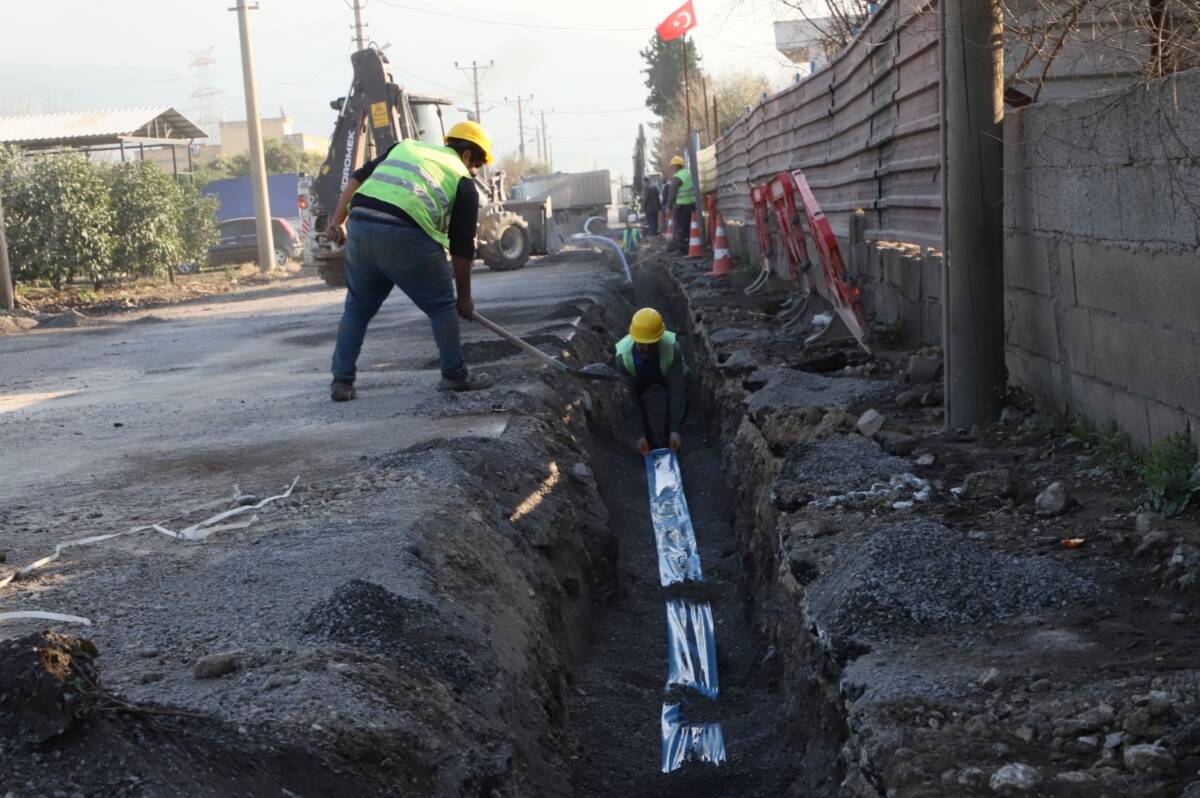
[676,169,696,205]
[353,140,470,248]
[615,331,677,377]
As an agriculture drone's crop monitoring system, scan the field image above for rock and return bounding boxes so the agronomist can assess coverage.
[1104,732,1126,749]
[921,390,943,407]
[325,662,351,674]
[876,430,917,456]
[1141,690,1175,717]
[979,667,1005,690]
[1135,529,1171,557]
[571,462,593,481]
[915,453,936,467]
[1136,512,1160,536]
[1054,711,1103,737]
[721,349,755,371]
[856,409,886,438]
[989,762,1042,792]
[896,390,923,408]
[1014,726,1035,742]
[1055,771,1093,784]
[1035,482,1069,515]
[140,671,164,684]
[908,354,944,383]
[193,652,240,679]
[957,766,988,788]
[1122,742,1174,773]
[962,468,1014,499]
[1182,780,1200,797]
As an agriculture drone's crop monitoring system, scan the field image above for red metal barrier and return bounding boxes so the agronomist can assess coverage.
[766,172,812,285]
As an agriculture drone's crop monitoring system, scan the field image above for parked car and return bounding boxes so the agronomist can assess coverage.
[179,217,301,273]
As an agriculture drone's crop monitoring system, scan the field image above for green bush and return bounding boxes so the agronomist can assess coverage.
[1137,432,1200,515]
[1,149,116,288]
[0,147,220,289]
[105,162,185,279]
[178,182,219,268]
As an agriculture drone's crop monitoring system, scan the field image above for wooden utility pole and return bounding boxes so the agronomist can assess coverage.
[941,0,1005,427]
[233,0,276,274]
[0,195,13,311]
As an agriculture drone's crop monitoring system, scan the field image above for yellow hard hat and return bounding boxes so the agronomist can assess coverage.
[445,120,493,164]
[670,155,685,168]
[629,307,665,344]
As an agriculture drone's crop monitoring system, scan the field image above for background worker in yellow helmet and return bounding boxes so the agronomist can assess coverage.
[324,120,495,401]
[613,307,688,455]
[665,155,696,254]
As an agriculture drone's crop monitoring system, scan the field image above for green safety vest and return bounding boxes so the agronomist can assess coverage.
[354,140,470,248]
[615,331,678,377]
[675,168,696,205]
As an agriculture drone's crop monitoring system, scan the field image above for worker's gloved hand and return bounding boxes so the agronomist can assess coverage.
[636,437,651,456]
[456,295,475,320]
[668,432,683,453]
[327,221,347,246]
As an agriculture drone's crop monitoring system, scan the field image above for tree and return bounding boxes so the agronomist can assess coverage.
[105,162,185,279]
[713,70,772,136]
[0,151,115,288]
[640,34,703,118]
[193,139,323,185]
[496,153,550,188]
[781,0,873,53]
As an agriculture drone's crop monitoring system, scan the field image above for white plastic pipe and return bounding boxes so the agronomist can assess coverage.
[571,233,633,285]
[584,216,607,235]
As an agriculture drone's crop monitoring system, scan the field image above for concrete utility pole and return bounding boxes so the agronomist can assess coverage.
[505,95,533,160]
[941,0,1006,428]
[232,0,275,274]
[455,60,494,126]
[351,0,367,49]
[0,195,13,312]
[540,110,549,167]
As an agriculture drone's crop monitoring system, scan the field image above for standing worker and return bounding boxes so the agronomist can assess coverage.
[642,174,662,237]
[665,155,695,254]
[325,121,495,401]
[614,307,687,455]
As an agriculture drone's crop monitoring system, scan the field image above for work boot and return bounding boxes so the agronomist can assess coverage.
[330,380,357,402]
[437,371,494,392]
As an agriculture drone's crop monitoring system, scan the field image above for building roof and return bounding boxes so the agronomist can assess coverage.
[0,107,207,149]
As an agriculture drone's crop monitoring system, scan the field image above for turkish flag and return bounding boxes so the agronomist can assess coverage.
[656,0,697,41]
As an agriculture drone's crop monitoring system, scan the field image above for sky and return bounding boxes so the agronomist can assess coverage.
[0,0,816,177]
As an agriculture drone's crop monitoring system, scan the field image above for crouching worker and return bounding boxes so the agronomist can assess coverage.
[614,307,687,455]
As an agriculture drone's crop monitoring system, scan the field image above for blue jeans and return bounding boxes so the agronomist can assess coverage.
[331,215,466,383]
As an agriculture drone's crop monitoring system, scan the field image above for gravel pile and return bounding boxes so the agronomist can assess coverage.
[302,579,490,690]
[745,367,885,415]
[780,437,911,495]
[808,521,1097,646]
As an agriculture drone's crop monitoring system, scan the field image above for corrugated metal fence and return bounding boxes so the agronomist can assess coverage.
[712,0,942,248]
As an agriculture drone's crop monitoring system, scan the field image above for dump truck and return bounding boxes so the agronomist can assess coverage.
[302,47,549,287]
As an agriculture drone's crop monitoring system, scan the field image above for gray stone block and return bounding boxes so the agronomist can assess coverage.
[1004,289,1059,358]
[1074,241,1200,334]
[1065,307,1094,378]
[1114,164,1200,249]
[1032,167,1096,238]
[1004,233,1052,296]
[921,251,943,302]
[1146,400,1191,444]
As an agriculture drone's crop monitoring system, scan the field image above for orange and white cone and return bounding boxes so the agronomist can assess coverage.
[708,215,734,276]
[686,214,705,258]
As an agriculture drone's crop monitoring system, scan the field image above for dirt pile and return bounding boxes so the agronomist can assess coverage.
[0,631,98,745]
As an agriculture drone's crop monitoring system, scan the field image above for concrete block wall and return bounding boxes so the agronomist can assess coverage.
[1004,68,1200,448]
[720,218,944,345]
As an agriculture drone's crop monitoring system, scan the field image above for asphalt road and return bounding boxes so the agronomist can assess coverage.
[0,257,615,571]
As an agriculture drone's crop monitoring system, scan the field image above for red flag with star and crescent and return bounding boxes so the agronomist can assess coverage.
[656,0,697,41]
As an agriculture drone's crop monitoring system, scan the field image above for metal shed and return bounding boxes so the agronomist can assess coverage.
[0,107,208,174]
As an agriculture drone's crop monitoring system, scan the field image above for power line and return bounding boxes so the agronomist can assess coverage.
[454,59,494,124]
[504,93,534,160]
[373,0,645,32]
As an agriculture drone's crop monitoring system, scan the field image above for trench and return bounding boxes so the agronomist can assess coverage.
[557,271,846,796]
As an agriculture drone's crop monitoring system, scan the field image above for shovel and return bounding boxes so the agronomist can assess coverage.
[472,311,618,381]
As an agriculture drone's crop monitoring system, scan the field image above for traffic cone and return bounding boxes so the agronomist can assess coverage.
[708,215,734,276]
[686,213,704,258]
